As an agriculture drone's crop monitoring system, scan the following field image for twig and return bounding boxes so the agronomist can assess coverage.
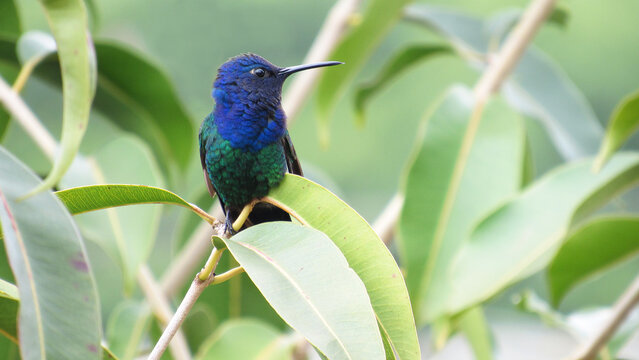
[282,0,362,123]
[372,193,404,244]
[569,274,639,360]
[137,266,192,360]
[160,204,224,296]
[371,0,557,245]
[160,0,362,296]
[0,75,57,159]
[149,246,226,360]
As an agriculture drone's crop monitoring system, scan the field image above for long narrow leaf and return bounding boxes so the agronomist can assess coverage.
[594,89,639,170]
[0,146,101,360]
[27,0,96,195]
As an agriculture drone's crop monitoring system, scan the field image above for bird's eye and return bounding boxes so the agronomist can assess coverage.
[251,67,266,77]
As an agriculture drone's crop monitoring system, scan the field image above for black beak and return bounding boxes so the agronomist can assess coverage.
[278,61,343,77]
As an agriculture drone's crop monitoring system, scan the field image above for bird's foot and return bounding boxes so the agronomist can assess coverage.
[224,217,238,236]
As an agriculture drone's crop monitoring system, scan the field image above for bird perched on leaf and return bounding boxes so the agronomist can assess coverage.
[199,54,342,233]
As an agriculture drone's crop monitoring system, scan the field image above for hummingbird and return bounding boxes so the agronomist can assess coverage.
[199,54,342,232]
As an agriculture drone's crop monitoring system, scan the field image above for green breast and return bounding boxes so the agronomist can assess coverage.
[200,119,286,207]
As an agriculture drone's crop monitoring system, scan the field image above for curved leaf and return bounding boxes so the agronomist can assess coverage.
[0,146,101,360]
[594,89,639,170]
[398,86,525,323]
[448,153,639,316]
[0,38,193,180]
[0,279,18,343]
[224,222,384,360]
[266,174,420,360]
[27,0,96,196]
[354,44,453,125]
[548,217,639,306]
[16,31,57,65]
[0,0,21,37]
[57,184,202,216]
[405,4,603,160]
[315,0,412,146]
[93,41,194,176]
[195,319,294,360]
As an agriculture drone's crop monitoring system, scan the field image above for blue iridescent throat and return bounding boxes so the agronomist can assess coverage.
[212,86,286,153]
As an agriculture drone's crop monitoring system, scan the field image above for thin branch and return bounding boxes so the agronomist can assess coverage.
[160,204,224,296]
[0,75,57,160]
[569,274,639,360]
[372,193,404,244]
[149,247,227,360]
[137,266,192,360]
[282,0,362,123]
[371,0,557,244]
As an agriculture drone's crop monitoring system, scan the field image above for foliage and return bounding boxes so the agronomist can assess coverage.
[1,0,639,359]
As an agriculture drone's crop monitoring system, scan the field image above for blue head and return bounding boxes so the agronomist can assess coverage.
[211,54,341,151]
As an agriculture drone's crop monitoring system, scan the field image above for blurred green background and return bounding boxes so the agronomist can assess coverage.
[5,0,639,358]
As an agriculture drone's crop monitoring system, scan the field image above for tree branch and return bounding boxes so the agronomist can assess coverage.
[0,75,57,160]
[149,245,227,360]
[137,266,192,360]
[569,274,639,360]
[371,0,557,244]
[282,0,362,123]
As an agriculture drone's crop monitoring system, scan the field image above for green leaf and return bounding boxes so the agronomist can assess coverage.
[456,307,494,360]
[27,0,97,196]
[223,222,385,360]
[0,0,21,37]
[92,41,194,177]
[405,5,603,159]
[448,153,639,316]
[0,278,18,343]
[195,319,294,360]
[0,37,193,180]
[547,217,639,306]
[267,174,420,359]
[354,44,453,125]
[57,137,195,290]
[594,89,639,171]
[106,301,150,360]
[398,86,525,323]
[315,0,413,145]
[0,146,101,359]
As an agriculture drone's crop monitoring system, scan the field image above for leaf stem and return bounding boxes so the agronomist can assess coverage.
[12,56,47,94]
[232,201,255,232]
[210,266,245,285]
[198,246,224,281]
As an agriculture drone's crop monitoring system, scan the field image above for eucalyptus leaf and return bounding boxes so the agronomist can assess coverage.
[456,307,494,360]
[594,89,639,171]
[195,319,294,360]
[0,146,101,359]
[398,86,525,323]
[315,0,413,146]
[223,222,385,360]
[547,217,639,306]
[27,0,97,196]
[267,174,420,359]
[449,153,639,316]
[58,136,166,291]
[404,4,603,160]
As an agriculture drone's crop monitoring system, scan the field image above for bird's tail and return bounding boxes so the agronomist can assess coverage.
[225,202,291,234]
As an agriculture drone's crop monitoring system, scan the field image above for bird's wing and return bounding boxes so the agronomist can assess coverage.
[199,119,228,213]
[280,130,303,176]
